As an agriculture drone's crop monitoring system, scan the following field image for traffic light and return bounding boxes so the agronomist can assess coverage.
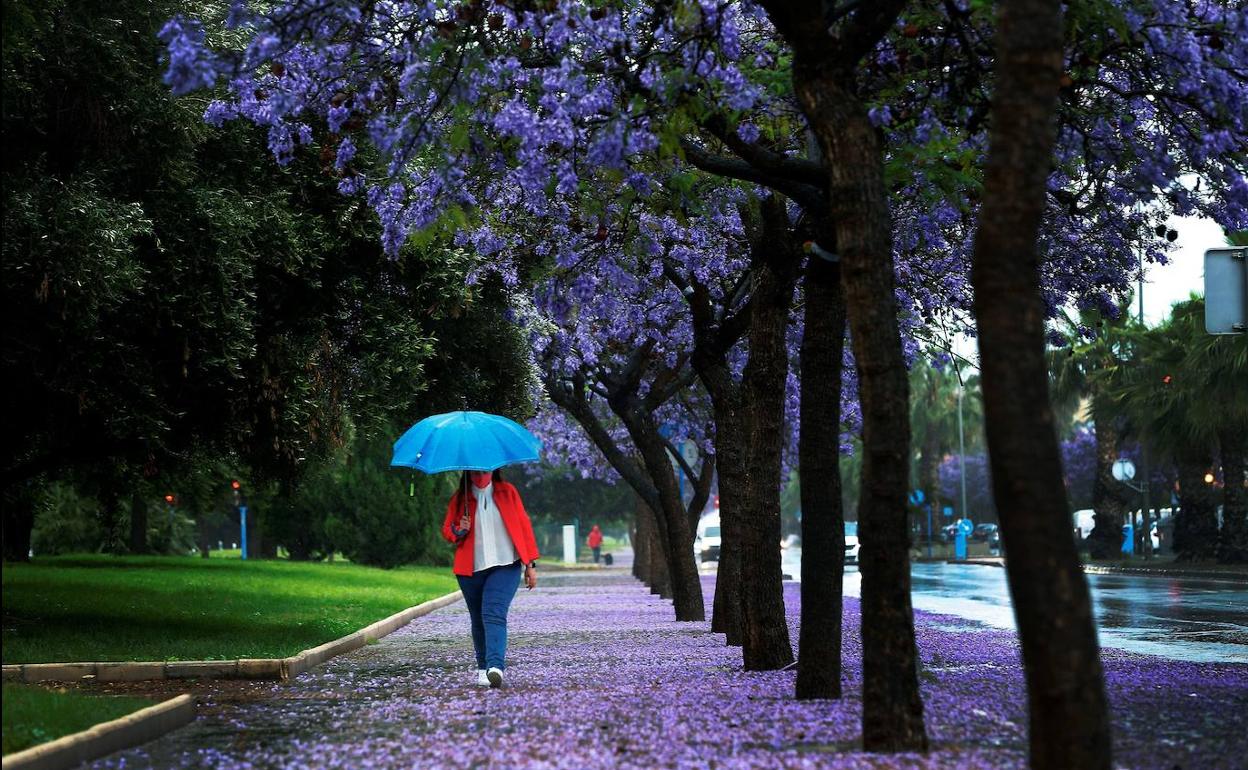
[231,480,241,490]
[164,493,176,505]
[1162,374,1173,385]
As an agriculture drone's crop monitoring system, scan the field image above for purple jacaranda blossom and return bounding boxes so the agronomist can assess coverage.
[89,571,1248,770]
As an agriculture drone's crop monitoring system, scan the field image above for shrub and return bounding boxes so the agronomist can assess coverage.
[326,461,448,569]
[31,483,103,556]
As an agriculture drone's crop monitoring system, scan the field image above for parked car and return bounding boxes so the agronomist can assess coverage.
[844,520,860,564]
[694,512,721,563]
[971,523,998,542]
[939,522,961,543]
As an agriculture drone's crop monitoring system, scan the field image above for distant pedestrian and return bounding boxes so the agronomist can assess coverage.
[442,469,540,689]
[587,524,604,563]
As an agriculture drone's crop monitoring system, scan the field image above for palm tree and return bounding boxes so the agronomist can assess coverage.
[1099,296,1247,562]
[1214,233,1248,561]
[1048,304,1138,559]
[910,358,982,529]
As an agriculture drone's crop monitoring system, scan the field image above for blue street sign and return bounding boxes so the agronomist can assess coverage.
[908,489,925,506]
[943,506,954,519]
[957,518,975,536]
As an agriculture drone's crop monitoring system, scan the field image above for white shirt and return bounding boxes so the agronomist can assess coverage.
[472,482,518,572]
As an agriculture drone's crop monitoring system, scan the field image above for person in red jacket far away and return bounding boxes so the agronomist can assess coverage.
[587,524,604,564]
[442,469,540,689]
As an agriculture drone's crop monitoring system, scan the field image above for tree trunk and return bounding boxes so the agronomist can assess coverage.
[197,513,213,559]
[711,416,745,646]
[287,537,313,561]
[631,503,646,582]
[640,499,672,597]
[250,510,277,559]
[654,482,701,619]
[607,403,703,620]
[128,489,149,554]
[969,1,1112,767]
[796,250,847,699]
[96,487,123,554]
[1087,414,1129,559]
[1217,426,1248,563]
[736,197,797,671]
[689,298,745,645]
[1173,447,1219,562]
[795,71,927,751]
[2,483,37,561]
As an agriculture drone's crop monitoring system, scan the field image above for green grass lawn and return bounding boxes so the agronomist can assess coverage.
[2,555,458,664]
[2,684,153,755]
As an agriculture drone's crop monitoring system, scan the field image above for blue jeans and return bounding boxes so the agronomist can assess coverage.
[457,560,522,670]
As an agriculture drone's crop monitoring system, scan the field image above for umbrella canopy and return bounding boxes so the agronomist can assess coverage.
[390,411,542,473]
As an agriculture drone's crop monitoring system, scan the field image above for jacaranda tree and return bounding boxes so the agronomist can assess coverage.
[158,0,1248,757]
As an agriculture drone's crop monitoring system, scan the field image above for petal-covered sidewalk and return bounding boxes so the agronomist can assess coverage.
[92,571,1246,769]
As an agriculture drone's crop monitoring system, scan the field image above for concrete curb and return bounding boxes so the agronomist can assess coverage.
[949,558,1248,583]
[1082,564,1248,582]
[1,694,194,770]
[950,558,1005,568]
[1,590,463,684]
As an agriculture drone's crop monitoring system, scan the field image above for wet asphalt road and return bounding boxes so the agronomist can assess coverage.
[778,549,1248,664]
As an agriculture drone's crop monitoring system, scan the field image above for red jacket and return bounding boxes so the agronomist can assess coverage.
[441,481,540,577]
[587,528,603,548]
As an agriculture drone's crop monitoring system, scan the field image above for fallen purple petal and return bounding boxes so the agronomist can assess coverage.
[89,573,1248,769]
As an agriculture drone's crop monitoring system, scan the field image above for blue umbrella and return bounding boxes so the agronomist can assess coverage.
[390,411,542,473]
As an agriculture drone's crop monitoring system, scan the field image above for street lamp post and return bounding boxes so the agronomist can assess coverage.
[232,480,247,560]
[957,381,969,528]
[1137,220,1154,558]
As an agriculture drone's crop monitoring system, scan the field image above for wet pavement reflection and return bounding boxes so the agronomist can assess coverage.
[780,549,1247,663]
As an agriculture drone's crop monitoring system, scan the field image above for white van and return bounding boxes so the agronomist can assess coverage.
[1072,509,1096,540]
[844,520,860,564]
[695,512,721,562]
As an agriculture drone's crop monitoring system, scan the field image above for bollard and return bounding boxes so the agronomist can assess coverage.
[562,524,576,564]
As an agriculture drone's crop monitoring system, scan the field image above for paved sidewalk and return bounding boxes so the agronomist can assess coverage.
[90,570,1247,769]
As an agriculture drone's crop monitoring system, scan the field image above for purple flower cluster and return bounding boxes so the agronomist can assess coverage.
[157,1,1248,484]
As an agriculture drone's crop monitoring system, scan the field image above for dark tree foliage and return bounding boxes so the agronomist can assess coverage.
[0,0,532,559]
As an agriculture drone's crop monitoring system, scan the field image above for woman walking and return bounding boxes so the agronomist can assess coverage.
[442,469,540,688]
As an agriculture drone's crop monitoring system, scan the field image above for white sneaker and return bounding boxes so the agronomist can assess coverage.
[475,669,489,687]
[486,667,504,688]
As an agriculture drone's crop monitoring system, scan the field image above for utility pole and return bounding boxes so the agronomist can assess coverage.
[1137,227,1154,558]
[232,479,247,560]
[956,377,969,527]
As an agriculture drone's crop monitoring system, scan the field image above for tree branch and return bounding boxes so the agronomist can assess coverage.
[543,371,660,511]
[680,140,827,213]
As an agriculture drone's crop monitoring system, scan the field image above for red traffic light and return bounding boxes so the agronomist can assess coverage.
[164,494,175,504]
[231,480,241,490]
[1162,374,1172,384]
